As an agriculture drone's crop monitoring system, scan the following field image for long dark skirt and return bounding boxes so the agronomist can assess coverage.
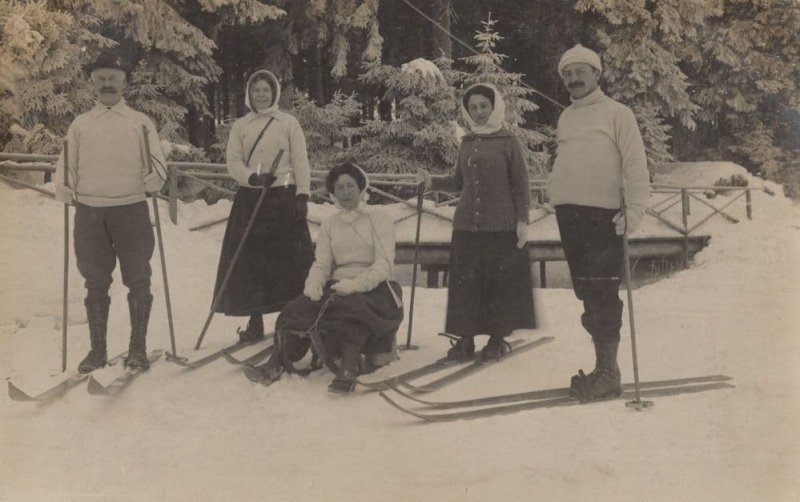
[276,281,404,361]
[445,230,535,338]
[212,186,313,316]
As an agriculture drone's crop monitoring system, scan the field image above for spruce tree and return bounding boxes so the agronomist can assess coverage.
[341,58,459,175]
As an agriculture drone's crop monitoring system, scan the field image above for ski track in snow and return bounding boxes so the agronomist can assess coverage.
[1,163,798,501]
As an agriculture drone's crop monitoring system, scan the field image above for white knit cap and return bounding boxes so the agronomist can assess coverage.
[558,44,602,76]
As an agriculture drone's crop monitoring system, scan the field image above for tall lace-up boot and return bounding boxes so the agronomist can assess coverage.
[125,294,153,370]
[78,297,110,374]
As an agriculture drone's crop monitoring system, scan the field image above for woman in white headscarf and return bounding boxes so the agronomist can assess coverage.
[420,83,535,361]
[212,69,313,342]
[245,162,404,393]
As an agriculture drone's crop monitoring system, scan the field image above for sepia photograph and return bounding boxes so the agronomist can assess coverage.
[1,0,798,500]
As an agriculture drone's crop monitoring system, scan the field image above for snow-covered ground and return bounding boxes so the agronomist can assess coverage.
[1,162,798,501]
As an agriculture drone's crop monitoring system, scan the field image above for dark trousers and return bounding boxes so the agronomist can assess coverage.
[555,205,623,344]
[74,201,154,302]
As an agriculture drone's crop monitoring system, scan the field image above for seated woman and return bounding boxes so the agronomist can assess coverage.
[245,161,404,393]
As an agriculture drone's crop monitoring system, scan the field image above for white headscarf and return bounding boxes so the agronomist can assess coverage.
[244,69,281,115]
[460,83,506,135]
[330,163,371,223]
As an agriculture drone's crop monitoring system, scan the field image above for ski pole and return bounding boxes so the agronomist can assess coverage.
[142,125,177,357]
[62,140,70,372]
[402,181,425,351]
[620,187,652,410]
[194,149,285,351]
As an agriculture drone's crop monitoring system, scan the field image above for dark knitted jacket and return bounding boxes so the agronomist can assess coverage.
[431,128,530,232]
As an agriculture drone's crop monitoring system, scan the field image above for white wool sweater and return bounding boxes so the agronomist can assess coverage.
[305,207,396,294]
[547,88,650,213]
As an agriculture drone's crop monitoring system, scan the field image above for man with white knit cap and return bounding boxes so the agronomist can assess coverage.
[547,44,650,402]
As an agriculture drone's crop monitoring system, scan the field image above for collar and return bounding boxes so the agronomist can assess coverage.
[89,97,130,117]
[244,110,283,123]
[569,87,606,109]
[463,127,513,140]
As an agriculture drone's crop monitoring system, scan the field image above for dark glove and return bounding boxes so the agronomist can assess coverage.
[249,172,277,188]
[294,194,309,221]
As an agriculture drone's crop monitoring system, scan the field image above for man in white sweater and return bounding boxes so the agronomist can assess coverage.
[547,44,650,402]
[54,51,166,373]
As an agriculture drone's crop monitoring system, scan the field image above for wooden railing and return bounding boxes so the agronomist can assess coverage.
[0,151,766,253]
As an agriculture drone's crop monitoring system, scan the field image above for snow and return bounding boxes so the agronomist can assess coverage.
[1,162,799,501]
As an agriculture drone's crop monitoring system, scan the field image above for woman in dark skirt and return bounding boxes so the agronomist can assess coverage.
[213,69,313,342]
[420,83,535,360]
[246,162,404,393]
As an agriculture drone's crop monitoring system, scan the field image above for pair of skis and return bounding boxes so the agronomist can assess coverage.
[379,374,735,422]
[7,350,162,401]
[357,336,554,392]
[164,333,275,369]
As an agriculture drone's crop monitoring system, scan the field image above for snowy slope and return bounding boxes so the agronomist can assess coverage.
[0,163,798,502]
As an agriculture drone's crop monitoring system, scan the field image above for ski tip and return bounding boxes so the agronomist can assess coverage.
[86,375,107,396]
[7,381,34,402]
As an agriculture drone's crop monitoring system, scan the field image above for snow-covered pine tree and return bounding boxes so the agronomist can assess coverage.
[572,0,724,165]
[0,0,95,153]
[1,0,225,153]
[672,0,799,183]
[448,14,551,177]
[340,58,459,176]
[289,90,362,168]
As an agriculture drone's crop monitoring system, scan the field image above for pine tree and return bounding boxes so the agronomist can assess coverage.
[0,0,94,152]
[340,58,460,175]
[672,0,799,182]
[572,0,727,165]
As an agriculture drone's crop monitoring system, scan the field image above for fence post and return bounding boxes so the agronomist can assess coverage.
[745,189,752,220]
[681,189,690,268]
[169,165,178,224]
[539,261,547,288]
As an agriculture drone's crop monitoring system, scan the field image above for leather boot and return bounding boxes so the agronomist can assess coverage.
[328,342,360,394]
[569,341,622,401]
[78,297,110,374]
[125,294,153,370]
[237,314,265,343]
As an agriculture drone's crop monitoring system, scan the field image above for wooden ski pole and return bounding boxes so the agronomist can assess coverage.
[62,140,70,372]
[402,182,425,351]
[142,125,177,357]
[620,187,653,410]
[193,149,284,351]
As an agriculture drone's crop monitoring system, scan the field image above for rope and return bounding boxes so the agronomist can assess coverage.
[400,0,566,110]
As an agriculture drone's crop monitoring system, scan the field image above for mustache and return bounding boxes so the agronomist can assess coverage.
[568,82,585,89]
[100,87,117,93]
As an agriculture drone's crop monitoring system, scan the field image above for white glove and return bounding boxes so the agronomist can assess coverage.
[516,220,529,249]
[55,185,74,204]
[613,208,644,236]
[416,168,432,191]
[331,279,359,296]
[303,281,324,302]
[143,171,164,194]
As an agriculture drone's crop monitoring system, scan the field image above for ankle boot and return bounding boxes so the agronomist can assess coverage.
[445,336,475,361]
[238,314,264,343]
[569,341,622,401]
[328,343,360,394]
[125,294,153,370]
[78,297,110,374]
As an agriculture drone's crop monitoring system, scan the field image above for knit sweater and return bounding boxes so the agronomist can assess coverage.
[431,128,530,231]
[54,99,166,207]
[305,207,396,294]
[226,109,311,195]
[547,88,649,212]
